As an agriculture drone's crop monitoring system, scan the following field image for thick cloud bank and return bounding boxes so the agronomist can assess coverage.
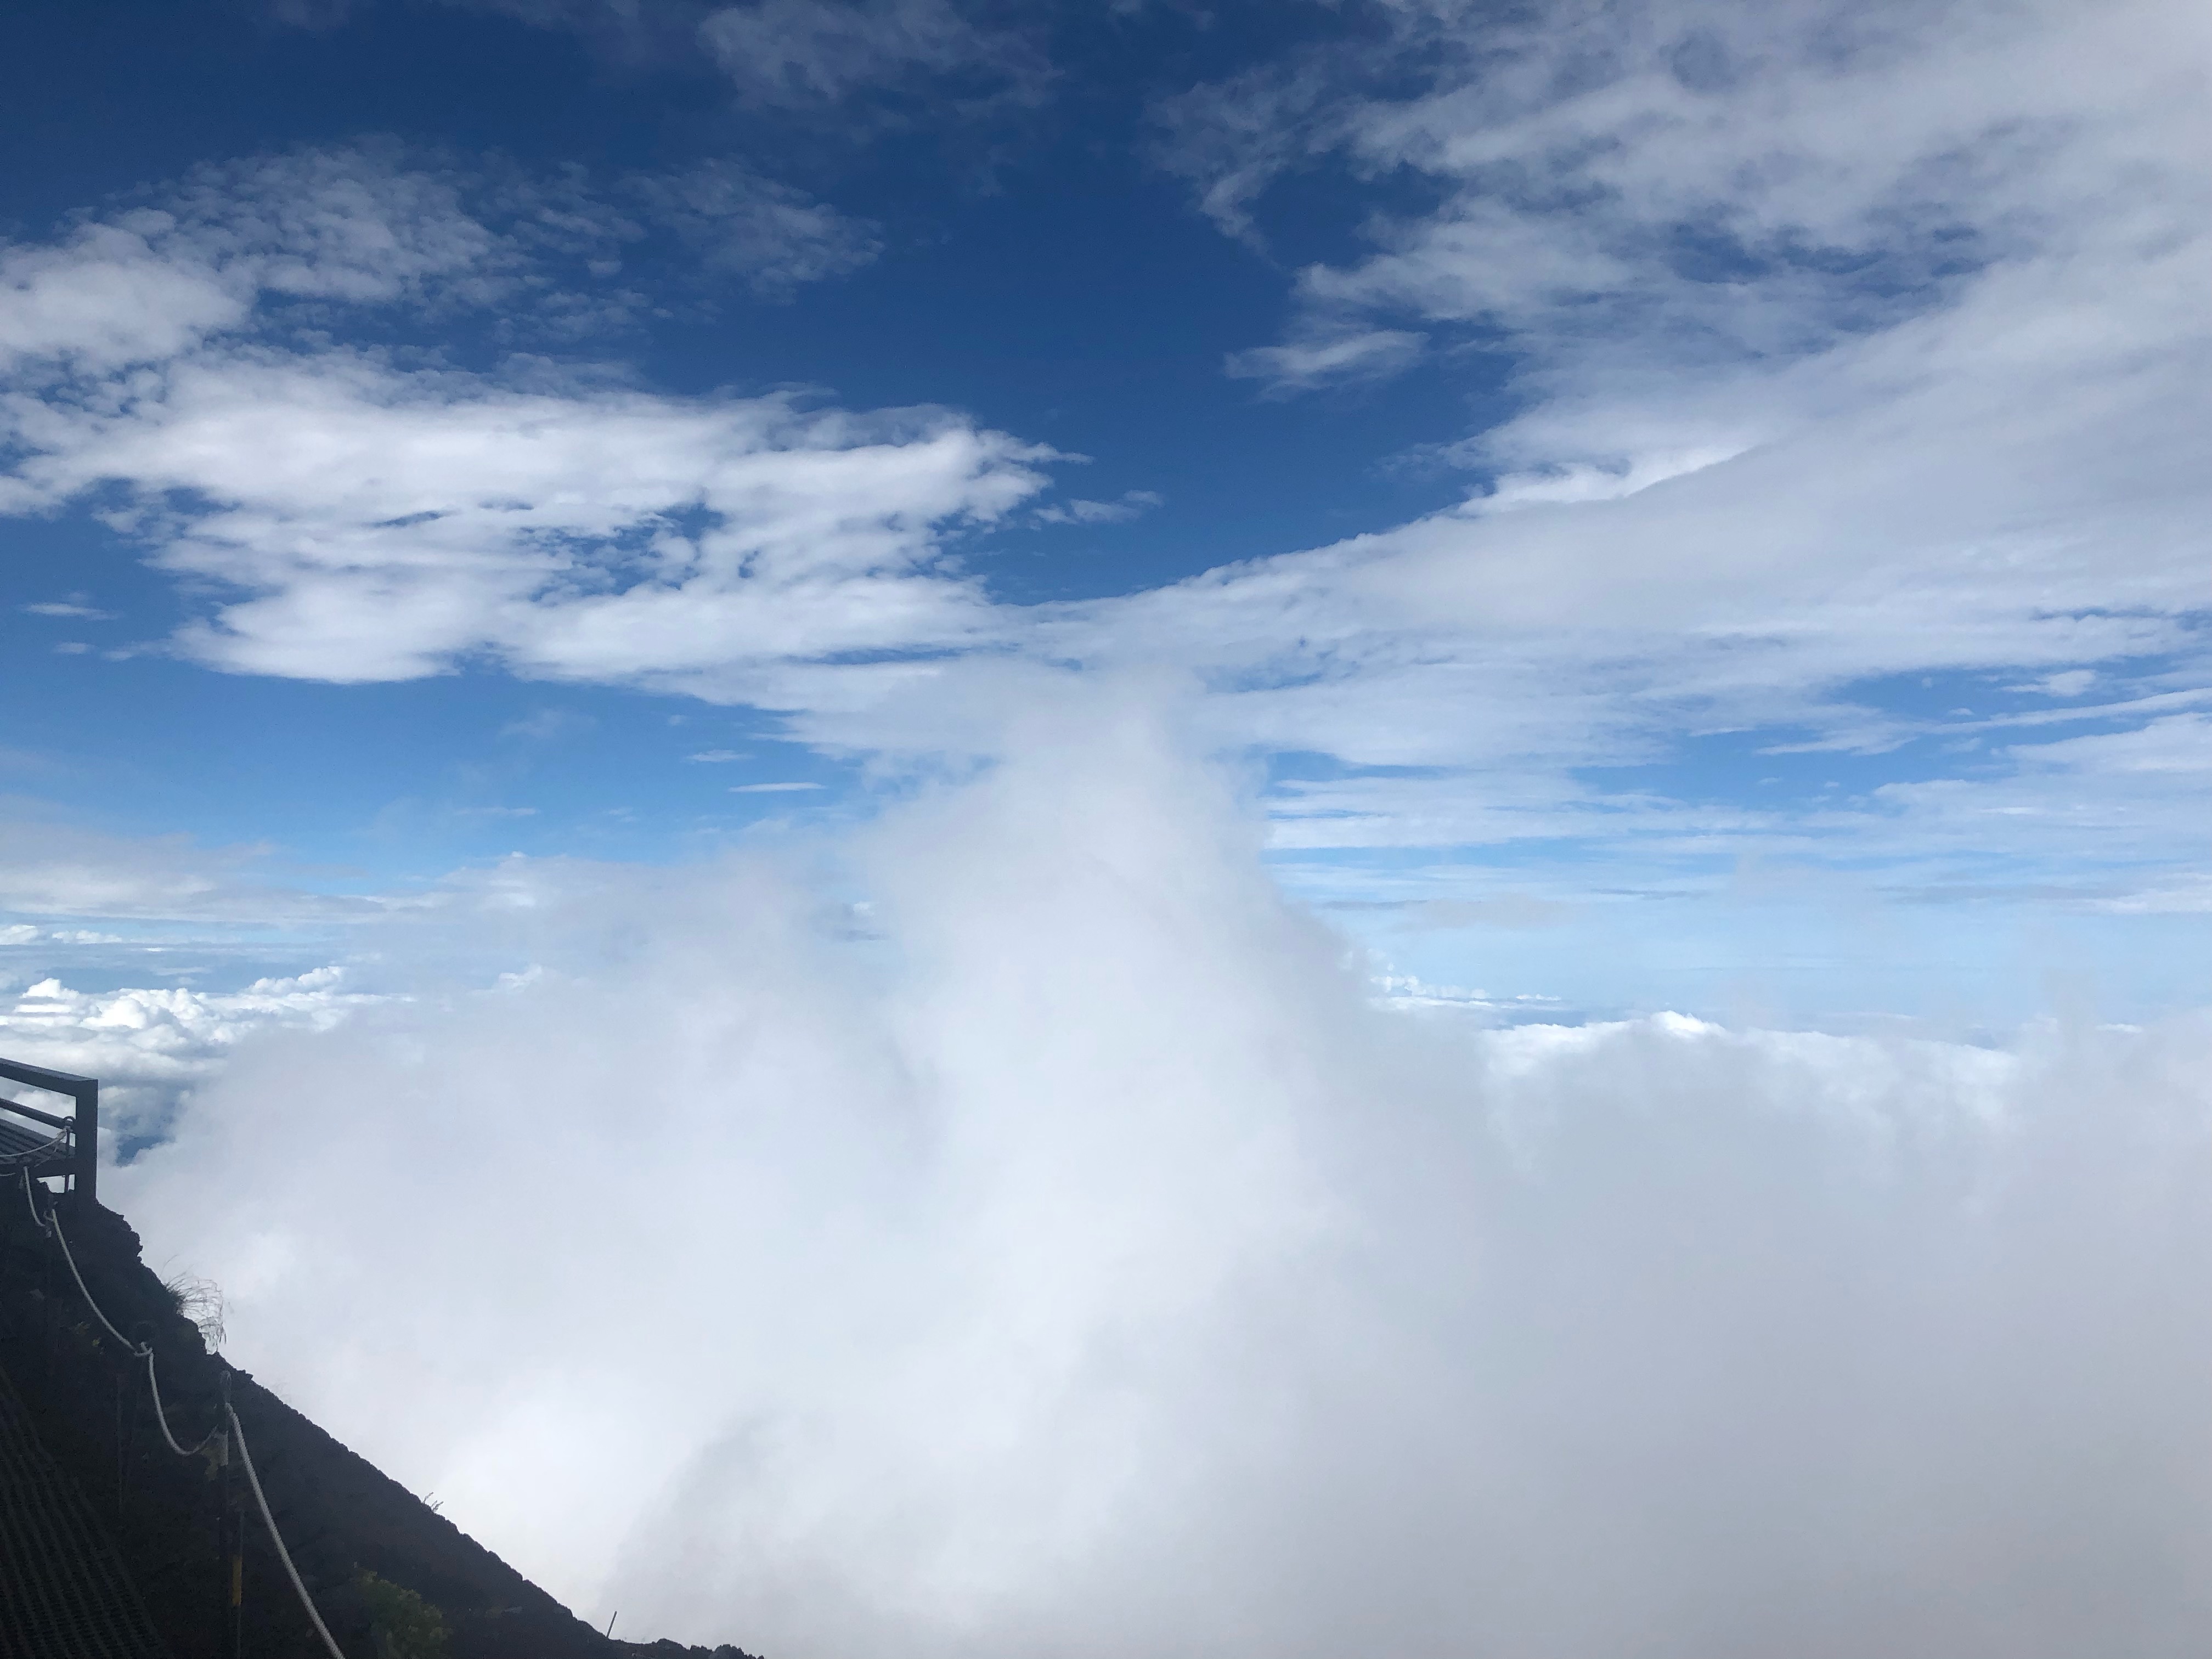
[111,702,2212,1657]
[0,968,373,1142]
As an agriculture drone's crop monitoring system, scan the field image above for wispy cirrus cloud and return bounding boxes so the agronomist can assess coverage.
[625,157,882,297]
[1223,328,1426,396]
[1091,0,2212,905]
[1164,0,2209,374]
[4,2,2207,928]
[1030,489,1163,527]
[0,812,380,926]
[286,0,1057,117]
[698,0,1051,111]
[0,142,878,385]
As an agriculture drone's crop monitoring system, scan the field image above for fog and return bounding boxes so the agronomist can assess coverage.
[112,697,2212,1657]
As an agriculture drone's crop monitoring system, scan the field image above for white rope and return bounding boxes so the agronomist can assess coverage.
[22,1160,343,1655]
[29,1170,222,1453]
[44,1200,151,1358]
[228,1402,347,1659]
[17,1166,44,1229]
[144,1347,222,1458]
[1,1124,70,1169]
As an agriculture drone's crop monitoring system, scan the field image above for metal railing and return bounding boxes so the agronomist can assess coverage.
[6,1063,349,1659]
[0,1058,98,1207]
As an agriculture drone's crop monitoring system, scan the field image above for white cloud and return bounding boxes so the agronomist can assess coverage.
[2098,873,2212,916]
[1223,328,1426,394]
[1037,61,2211,886]
[907,0,2198,909]
[730,781,823,792]
[0,924,125,944]
[279,0,1050,117]
[1409,893,1573,930]
[2,26,2198,1647]
[2019,668,2098,698]
[5,342,1053,687]
[0,149,507,382]
[1171,0,2210,367]
[0,816,373,924]
[0,150,1040,694]
[631,158,882,296]
[1468,444,1749,512]
[1031,489,1164,527]
[1150,0,2212,794]
[498,706,597,743]
[0,218,257,375]
[3,24,2204,917]
[1,965,375,1140]
[697,0,1048,110]
[1858,713,2212,887]
[0,142,878,394]
[103,701,2212,1656]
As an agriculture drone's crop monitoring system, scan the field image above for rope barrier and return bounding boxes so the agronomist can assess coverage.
[16,1168,343,1657]
[229,1400,347,1659]
[144,1347,222,1459]
[1,1124,71,1170]
[16,1164,46,1229]
[41,1189,150,1358]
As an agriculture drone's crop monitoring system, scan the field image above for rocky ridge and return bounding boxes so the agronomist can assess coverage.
[0,1183,763,1659]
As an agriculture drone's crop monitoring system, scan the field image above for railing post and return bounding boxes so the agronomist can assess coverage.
[1,1056,101,1209]
[72,1076,98,1210]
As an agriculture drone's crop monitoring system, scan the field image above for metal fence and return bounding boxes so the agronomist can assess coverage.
[0,1058,99,1207]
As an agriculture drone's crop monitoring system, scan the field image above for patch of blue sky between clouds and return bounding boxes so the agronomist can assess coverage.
[0,0,2205,1025]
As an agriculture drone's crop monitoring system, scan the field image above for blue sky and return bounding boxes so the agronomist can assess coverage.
[2,0,2206,1026]
[6,7,2212,1649]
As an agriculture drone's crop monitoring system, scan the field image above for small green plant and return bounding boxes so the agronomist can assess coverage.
[353,1569,450,1659]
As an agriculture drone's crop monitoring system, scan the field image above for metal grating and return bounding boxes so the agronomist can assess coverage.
[0,1362,172,1659]
[0,1117,67,1170]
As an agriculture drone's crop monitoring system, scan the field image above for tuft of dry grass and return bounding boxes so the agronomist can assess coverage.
[161,1270,225,1350]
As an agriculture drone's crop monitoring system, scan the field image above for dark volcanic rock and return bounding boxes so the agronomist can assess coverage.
[0,1184,765,1659]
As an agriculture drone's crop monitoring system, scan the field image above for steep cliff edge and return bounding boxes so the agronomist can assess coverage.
[0,1186,761,1659]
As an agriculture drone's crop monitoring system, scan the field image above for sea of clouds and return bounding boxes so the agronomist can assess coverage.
[12,699,2192,1658]
[0,0,2203,1649]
